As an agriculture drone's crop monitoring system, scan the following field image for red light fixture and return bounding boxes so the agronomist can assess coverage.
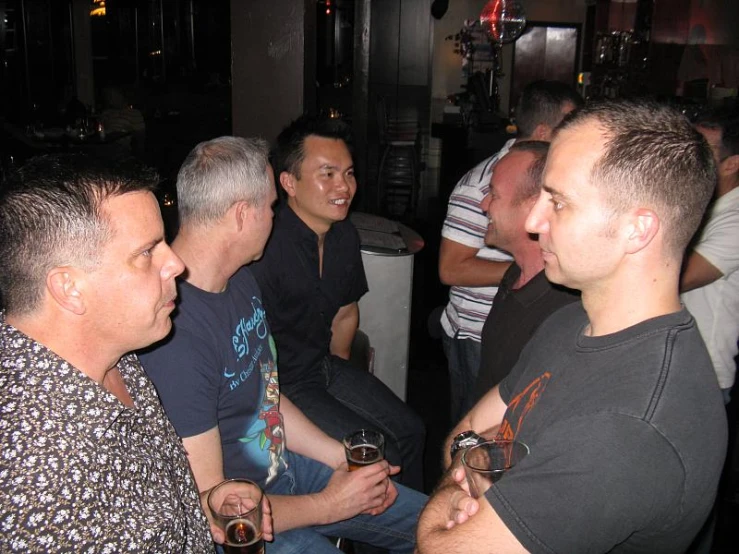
[479,0,527,43]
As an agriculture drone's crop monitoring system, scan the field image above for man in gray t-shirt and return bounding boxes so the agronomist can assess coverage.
[417,100,728,554]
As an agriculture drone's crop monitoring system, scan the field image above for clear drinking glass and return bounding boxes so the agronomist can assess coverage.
[208,478,265,554]
[462,439,529,497]
[342,429,385,471]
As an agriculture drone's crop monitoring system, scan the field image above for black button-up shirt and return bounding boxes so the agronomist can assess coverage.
[251,204,368,386]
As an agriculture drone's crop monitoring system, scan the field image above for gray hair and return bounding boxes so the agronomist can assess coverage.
[0,154,158,315]
[176,136,272,226]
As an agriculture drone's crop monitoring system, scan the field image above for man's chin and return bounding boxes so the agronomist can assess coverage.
[542,264,562,283]
[147,318,174,347]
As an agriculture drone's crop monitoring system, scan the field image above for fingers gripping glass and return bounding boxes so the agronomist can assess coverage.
[208,479,265,554]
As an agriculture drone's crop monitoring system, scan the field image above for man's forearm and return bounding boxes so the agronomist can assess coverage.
[439,256,511,287]
[280,394,345,468]
[330,303,359,359]
[438,238,511,287]
[416,480,470,554]
[268,493,329,533]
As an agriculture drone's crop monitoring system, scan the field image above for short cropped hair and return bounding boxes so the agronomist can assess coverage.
[0,154,158,315]
[507,141,550,203]
[558,99,716,258]
[515,80,583,139]
[272,115,354,179]
[693,106,739,160]
[176,136,272,226]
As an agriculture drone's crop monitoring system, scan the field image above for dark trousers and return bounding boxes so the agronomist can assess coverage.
[281,355,426,492]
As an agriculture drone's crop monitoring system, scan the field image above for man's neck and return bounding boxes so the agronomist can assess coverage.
[286,200,331,245]
[172,227,240,293]
[6,311,125,390]
[510,240,545,290]
[580,262,682,337]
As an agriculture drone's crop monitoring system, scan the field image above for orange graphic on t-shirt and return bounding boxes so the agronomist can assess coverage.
[498,372,551,440]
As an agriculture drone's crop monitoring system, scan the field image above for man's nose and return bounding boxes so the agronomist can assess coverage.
[525,194,548,234]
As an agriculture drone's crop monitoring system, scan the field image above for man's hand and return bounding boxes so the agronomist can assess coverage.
[445,466,479,529]
[363,466,401,516]
[202,489,274,544]
[319,460,399,522]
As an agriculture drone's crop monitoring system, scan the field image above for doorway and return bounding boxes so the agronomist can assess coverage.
[510,22,581,110]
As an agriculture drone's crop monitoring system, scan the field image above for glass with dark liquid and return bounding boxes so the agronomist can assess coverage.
[208,478,265,554]
[223,518,264,554]
[343,429,385,471]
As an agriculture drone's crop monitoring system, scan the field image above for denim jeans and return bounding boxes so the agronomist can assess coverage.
[441,333,482,425]
[281,355,426,492]
[260,450,426,554]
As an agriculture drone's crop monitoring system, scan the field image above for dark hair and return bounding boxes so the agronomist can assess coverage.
[693,106,739,160]
[507,140,550,203]
[176,136,271,226]
[558,99,716,258]
[0,154,158,315]
[272,115,354,179]
[515,80,584,139]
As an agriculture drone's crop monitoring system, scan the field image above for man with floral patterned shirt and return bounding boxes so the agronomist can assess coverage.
[0,155,215,553]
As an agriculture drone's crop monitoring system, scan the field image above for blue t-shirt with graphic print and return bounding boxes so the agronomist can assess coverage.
[139,267,286,487]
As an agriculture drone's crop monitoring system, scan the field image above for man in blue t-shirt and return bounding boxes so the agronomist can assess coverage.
[140,136,425,554]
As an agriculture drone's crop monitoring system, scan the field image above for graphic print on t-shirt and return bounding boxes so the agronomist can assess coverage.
[225,295,285,485]
[499,372,551,440]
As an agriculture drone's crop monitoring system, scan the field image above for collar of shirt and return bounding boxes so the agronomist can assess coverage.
[275,203,347,275]
[0,313,140,442]
[714,185,739,214]
[276,202,338,244]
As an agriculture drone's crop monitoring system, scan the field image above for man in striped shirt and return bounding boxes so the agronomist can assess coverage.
[439,81,582,423]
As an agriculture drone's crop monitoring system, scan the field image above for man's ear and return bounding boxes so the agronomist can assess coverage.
[280,172,297,198]
[233,200,250,232]
[624,208,660,254]
[719,154,739,177]
[46,268,86,315]
[531,124,553,141]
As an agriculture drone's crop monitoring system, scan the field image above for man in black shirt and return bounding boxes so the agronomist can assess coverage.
[250,117,425,491]
[475,141,578,396]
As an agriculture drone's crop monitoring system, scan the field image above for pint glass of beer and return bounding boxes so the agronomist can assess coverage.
[208,478,265,554]
[462,440,529,498]
[343,429,385,471]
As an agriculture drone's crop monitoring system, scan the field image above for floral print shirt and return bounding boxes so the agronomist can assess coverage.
[0,313,213,553]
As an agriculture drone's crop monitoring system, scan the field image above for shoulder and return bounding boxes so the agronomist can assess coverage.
[333,217,361,244]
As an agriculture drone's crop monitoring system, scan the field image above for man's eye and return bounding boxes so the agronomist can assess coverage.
[550,199,564,211]
[142,249,153,257]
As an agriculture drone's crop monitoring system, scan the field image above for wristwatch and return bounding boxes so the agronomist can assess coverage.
[450,430,484,459]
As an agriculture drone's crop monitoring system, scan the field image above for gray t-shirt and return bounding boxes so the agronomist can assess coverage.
[488,303,727,554]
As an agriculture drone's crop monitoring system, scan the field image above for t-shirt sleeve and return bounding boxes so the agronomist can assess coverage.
[693,207,739,277]
[346,224,369,304]
[440,164,491,249]
[139,328,221,438]
[485,414,683,554]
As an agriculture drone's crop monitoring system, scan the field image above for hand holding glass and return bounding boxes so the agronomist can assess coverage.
[208,478,265,554]
[343,429,385,471]
[462,440,529,498]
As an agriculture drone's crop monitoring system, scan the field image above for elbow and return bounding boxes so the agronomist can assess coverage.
[438,263,455,286]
